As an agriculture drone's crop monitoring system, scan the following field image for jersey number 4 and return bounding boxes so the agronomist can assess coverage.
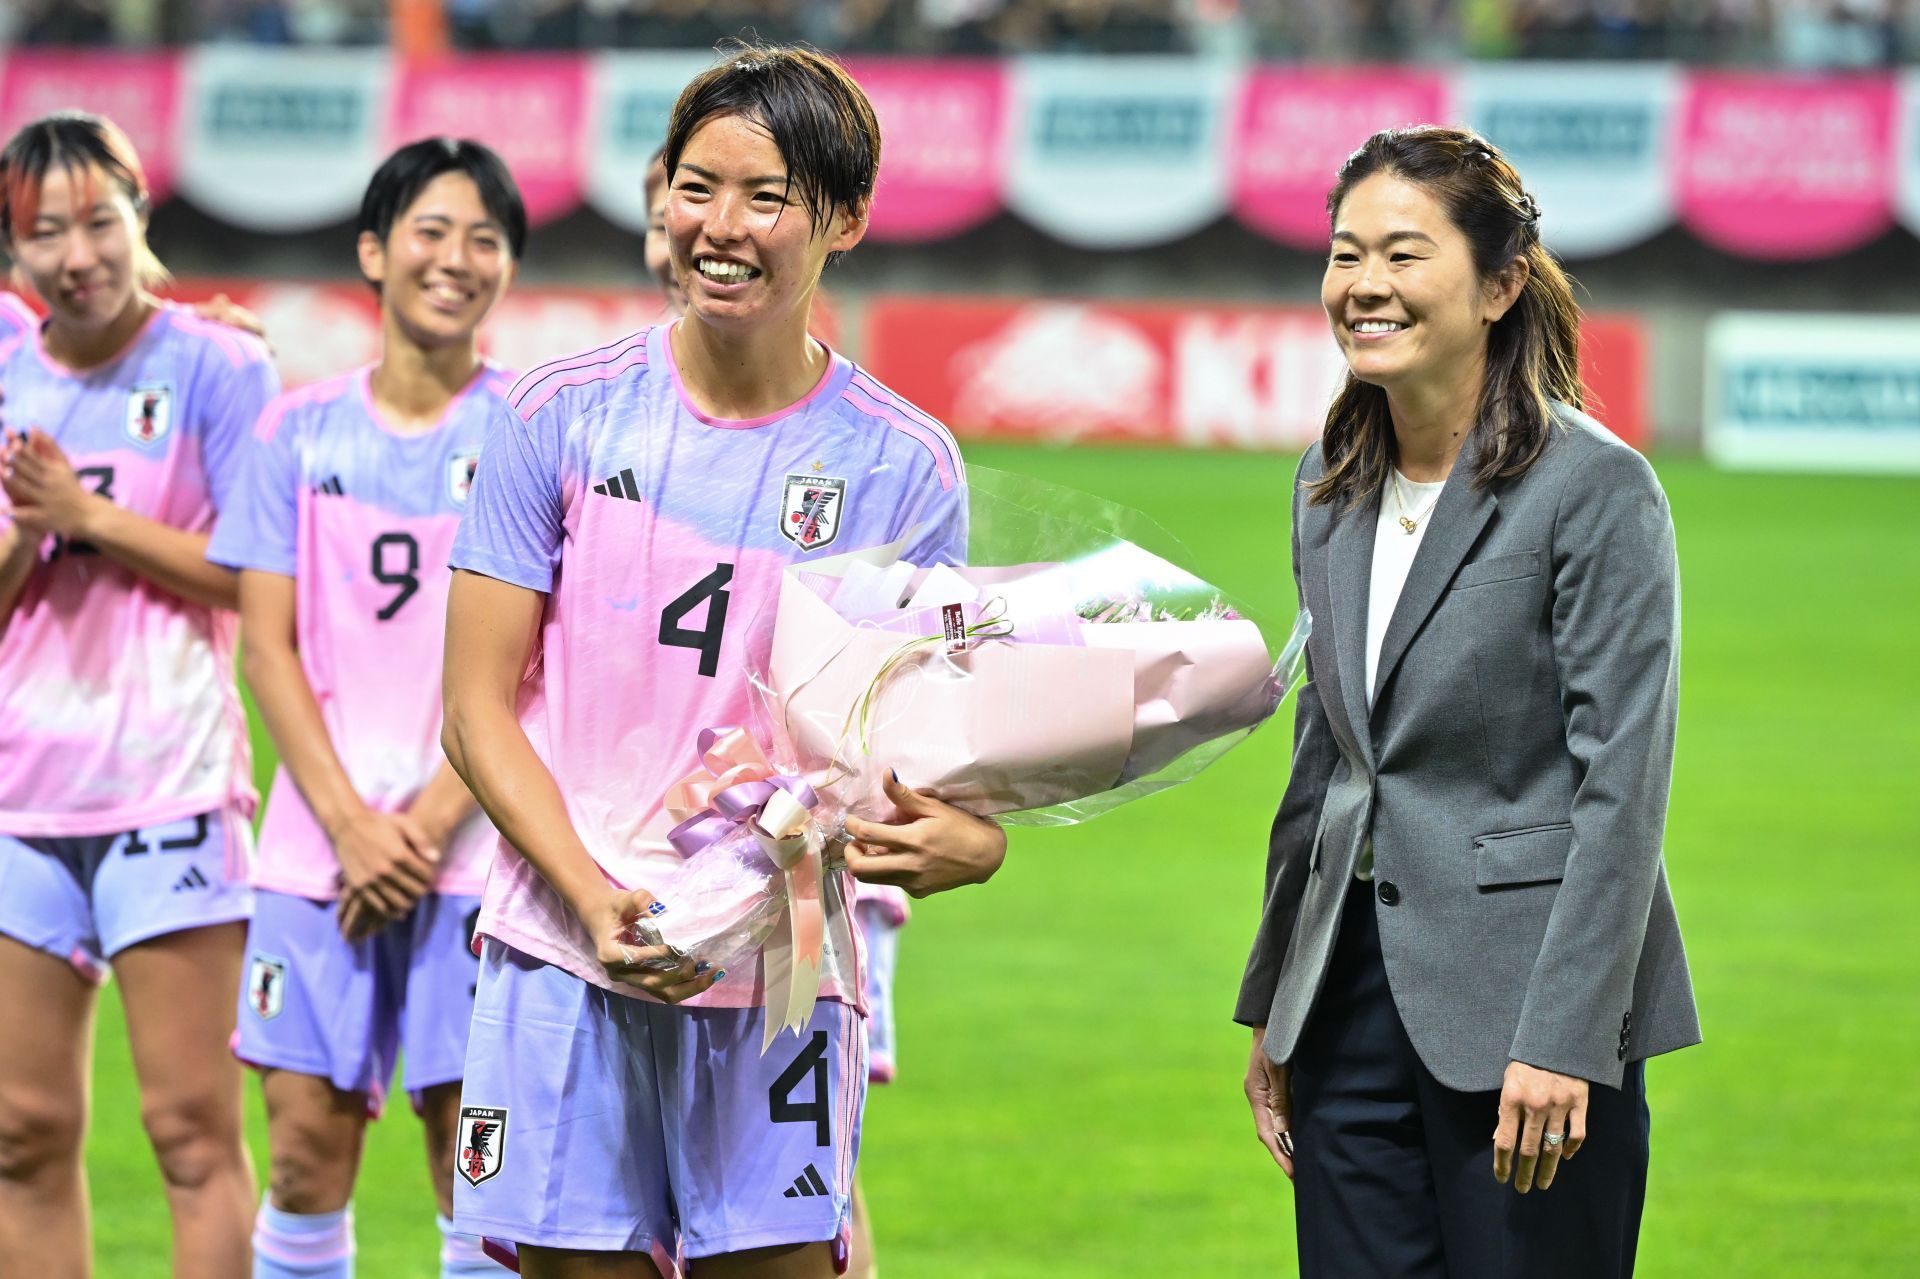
[769,1029,831,1146]
[659,562,732,677]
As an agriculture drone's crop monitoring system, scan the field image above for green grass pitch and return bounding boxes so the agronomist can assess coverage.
[77,444,1919,1277]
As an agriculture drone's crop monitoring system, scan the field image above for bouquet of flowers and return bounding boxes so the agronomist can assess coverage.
[631,469,1310,1042]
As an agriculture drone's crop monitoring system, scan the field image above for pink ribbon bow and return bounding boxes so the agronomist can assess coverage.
[664,727,826,1048]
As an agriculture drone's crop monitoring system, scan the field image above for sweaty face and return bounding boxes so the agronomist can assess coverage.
[360,171,513,350]
[8,163,143,332]
[1322,173,1514,398]
[666,112,863,336]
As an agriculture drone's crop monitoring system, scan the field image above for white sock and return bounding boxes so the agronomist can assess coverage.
[253,1202,354,1279]
[438,1212,504,1276]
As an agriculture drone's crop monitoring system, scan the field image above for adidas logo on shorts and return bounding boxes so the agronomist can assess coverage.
[782,1163,830,1199]
[171,866,211,892]
[312,475,345,496]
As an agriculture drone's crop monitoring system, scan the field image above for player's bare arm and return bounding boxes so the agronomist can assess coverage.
[239,568,438,936]
[3,425,240,609]
[442,569,721,1004]
[0,505,36,634]
[405,762,482,864]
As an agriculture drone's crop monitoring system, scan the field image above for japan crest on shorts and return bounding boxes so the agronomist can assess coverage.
[125,382,172,446]
[457,1105,507,1187]
[780,473,846,552]
[247,954,286,1021]
[448,447,481,506]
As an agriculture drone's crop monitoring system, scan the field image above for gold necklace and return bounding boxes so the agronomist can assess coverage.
[1392,469,1442,535]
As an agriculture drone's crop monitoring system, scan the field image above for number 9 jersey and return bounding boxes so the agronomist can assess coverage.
[207,364,511,899]
[449,323,967,1011]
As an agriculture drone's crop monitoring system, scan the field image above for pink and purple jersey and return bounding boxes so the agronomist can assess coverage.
[0,302,278,837]
[450,322,967,1010]
[0,291,35,339]
[208,365,510,899]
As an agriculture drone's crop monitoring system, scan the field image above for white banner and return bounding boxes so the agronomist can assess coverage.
[584,50,719,233]
[1005,56,1238,249]
[1460,62,1680,259]
[1705,312,1920,473]
[1898,69,1920,239]
[175,47,390,232]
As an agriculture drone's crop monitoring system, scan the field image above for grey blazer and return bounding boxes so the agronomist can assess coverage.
[1236,406,1700,1091]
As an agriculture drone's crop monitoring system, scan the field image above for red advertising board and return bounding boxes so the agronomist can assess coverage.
[866,295,1647,450]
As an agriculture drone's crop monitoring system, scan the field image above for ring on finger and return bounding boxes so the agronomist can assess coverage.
[1543,1131,1565,1147]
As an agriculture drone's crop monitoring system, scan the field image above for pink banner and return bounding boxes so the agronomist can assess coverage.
[843,58,1006,242]
[1676,72,1895,260]
[1231,67,1447,249]
[0,50,181,203]
[388,54,587,226]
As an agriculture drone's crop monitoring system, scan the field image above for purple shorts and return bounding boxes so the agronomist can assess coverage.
[0,809,253,982]
[453,940,867,1272]
[234,889,481,1113]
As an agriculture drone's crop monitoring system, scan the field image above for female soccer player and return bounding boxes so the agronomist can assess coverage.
[0,111,279,1278]
[442,44,1005,1279]
[206,138,525,1279]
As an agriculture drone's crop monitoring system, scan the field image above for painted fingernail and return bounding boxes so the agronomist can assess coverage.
[889,768,899,783]
[694,961,711,975]
[1279,1131,1294,1158]
[647,901,667,916]
[713,969,727,982]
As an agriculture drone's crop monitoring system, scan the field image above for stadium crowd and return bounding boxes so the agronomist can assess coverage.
[3,0,1915,63]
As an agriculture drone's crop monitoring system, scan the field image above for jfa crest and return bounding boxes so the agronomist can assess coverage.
[448,447,481,506]
[247,954,286,1021]
[457,1105,508,1187]
[125,382,173,446]
[780,473,847,552]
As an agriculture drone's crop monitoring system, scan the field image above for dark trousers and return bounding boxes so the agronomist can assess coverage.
[1290,879,1651,1279]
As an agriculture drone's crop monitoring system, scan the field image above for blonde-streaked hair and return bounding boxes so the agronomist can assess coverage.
[0,110,170,290]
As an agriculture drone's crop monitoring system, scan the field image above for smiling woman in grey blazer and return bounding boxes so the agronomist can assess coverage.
[1237,127,1700,1279]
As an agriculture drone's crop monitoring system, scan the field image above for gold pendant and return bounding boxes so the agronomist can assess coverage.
[1398,516,1417,534]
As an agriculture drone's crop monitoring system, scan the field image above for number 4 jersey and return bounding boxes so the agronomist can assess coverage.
[0,300,279,837]
[450,322,968,1011]
[207,364,510,899]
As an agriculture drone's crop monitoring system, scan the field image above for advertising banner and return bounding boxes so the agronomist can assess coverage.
[389,54,587,226]
[1461,61,1679,258]
[1898,69,1920,238]
[1704,312,1920,473]
[1676,72,1896,259]
[1005,56,1238,248]
[845,57,1007,241]
[865,295,1646,451]
[176,47,389,231]
[584,50,718,233]
[1231,66,1449,250]
[0,50,181,203]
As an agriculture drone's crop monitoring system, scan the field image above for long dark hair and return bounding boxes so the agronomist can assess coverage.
[1310,126,1584,512]
[0,110,168,287]
[664,40,880,271]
